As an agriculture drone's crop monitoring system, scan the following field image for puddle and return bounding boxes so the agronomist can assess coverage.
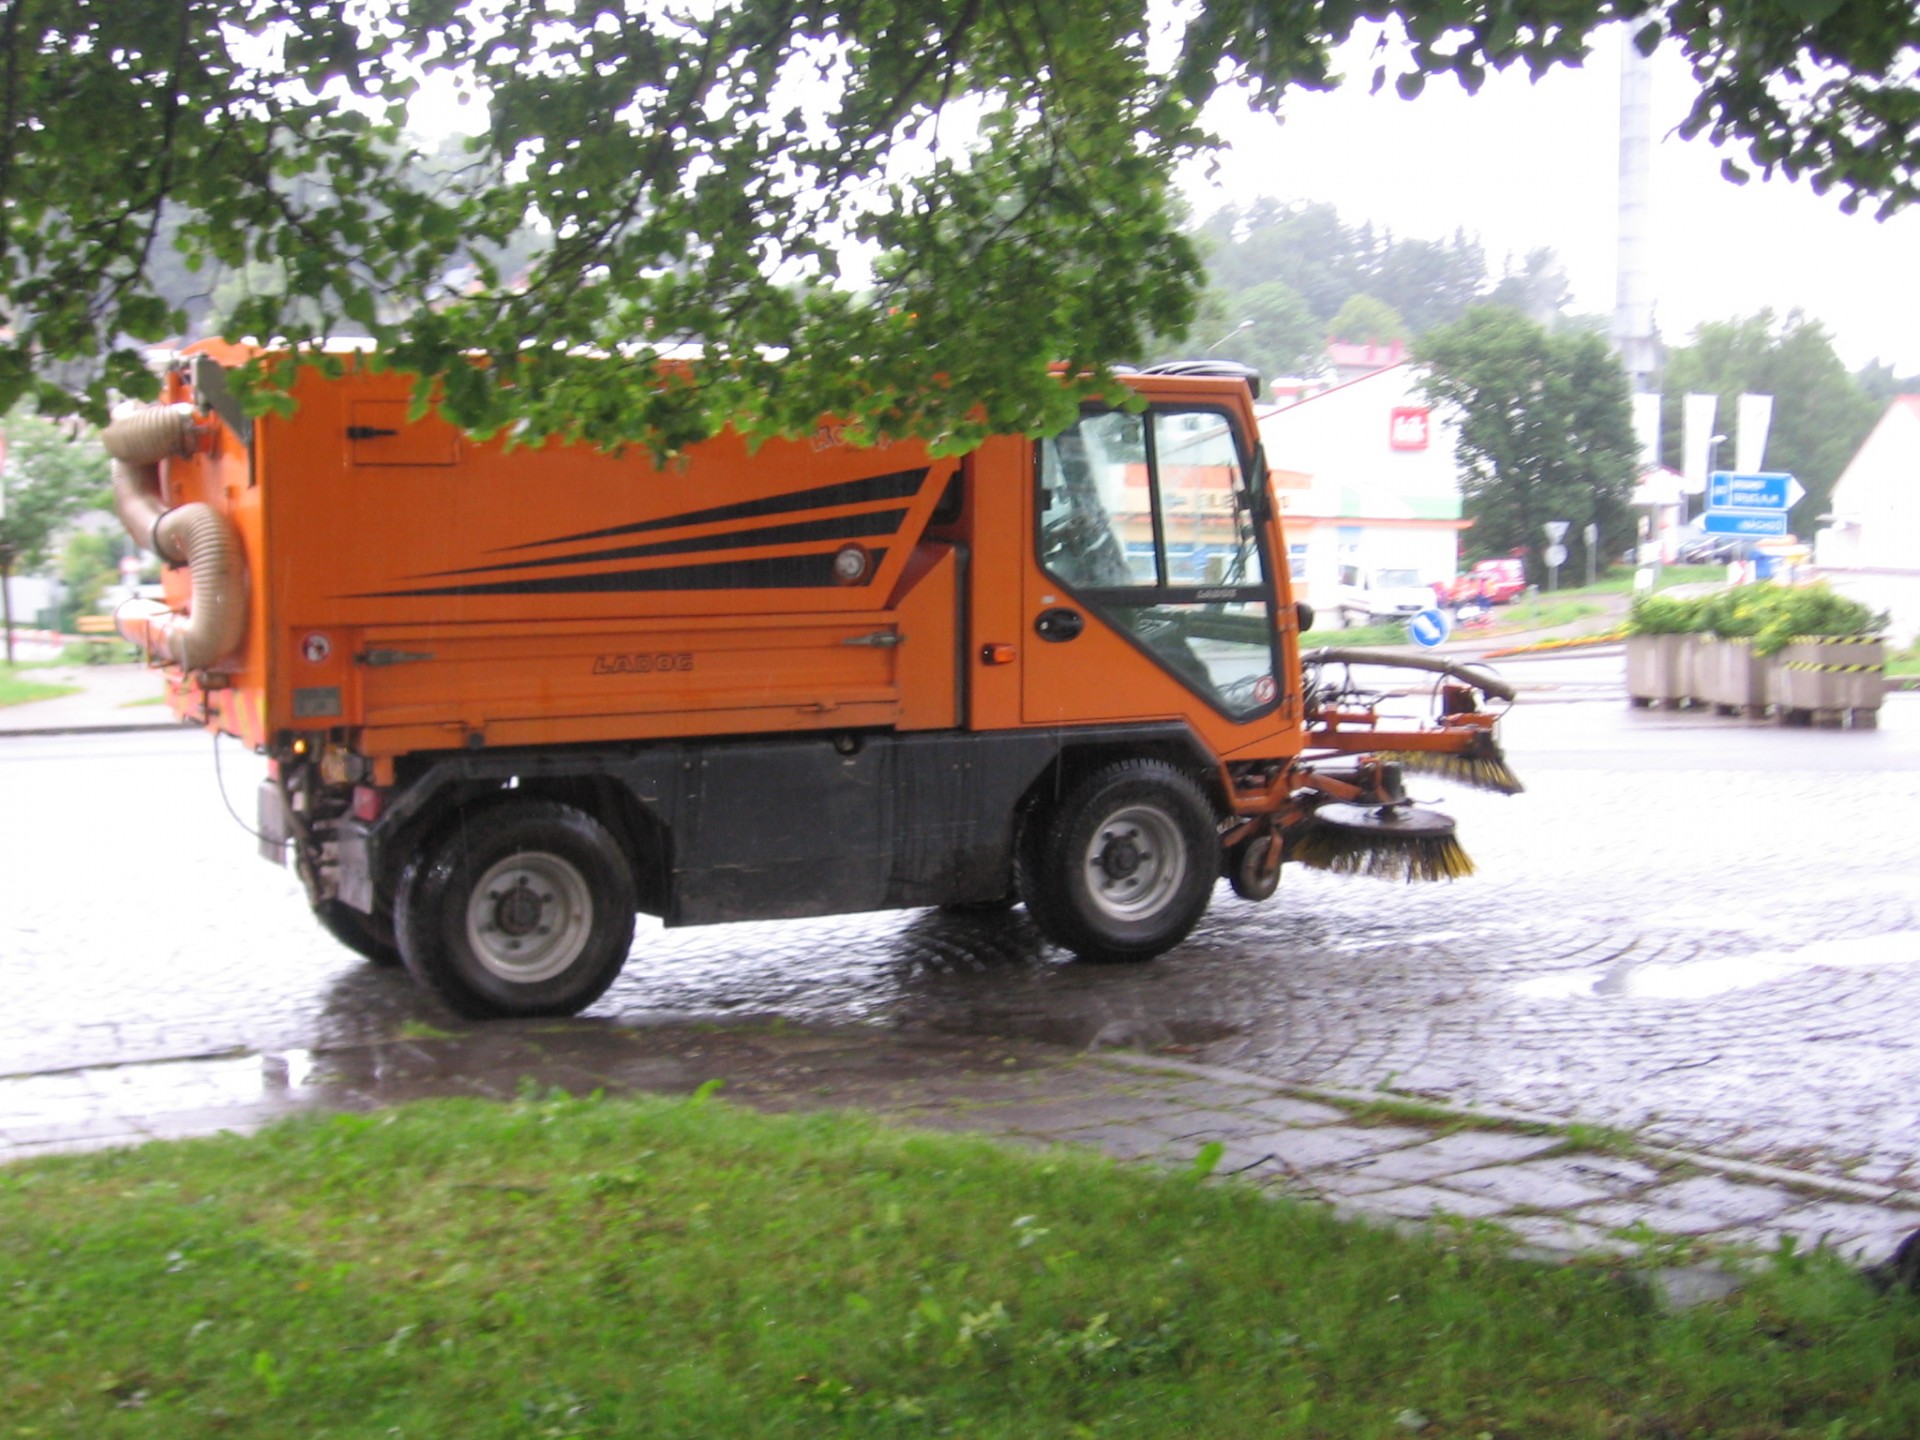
[0,1050,324,1129]
[1517,932,1920,1002]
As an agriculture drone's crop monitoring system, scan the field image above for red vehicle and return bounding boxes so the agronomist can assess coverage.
[1447,558,1527,607]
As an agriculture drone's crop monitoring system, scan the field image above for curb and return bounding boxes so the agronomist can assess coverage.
[0,721,182,739]
[1094,1052,1920,1210]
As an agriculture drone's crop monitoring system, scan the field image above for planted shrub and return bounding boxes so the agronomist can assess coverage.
[1626,593,1704,636]
[1640,583,1885,655]
[1738,583,1884,656]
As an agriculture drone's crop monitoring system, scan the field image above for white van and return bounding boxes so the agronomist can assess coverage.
[1335,563,1436,628]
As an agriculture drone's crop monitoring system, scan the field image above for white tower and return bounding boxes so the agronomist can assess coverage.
[1613,34,1659,394]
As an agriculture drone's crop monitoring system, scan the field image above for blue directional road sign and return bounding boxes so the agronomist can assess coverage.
[1407,608,1452,649]
[1707,471,1802,513]
[1702,510,1788,537]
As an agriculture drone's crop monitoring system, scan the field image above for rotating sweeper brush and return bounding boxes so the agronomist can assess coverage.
[1301,644,1525,797]
[1289,801,1475,884]
[1283,646,1527,882]
[1379,728,1524,797]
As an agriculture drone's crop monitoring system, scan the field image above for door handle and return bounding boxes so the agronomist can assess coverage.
[1034,607,1085,643]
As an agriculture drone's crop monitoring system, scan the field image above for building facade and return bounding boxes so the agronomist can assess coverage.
[1813,395,1920,644]
[1257,360,1467,616]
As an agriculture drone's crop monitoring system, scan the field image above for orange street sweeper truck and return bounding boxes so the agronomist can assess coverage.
[103,346,1521,1018]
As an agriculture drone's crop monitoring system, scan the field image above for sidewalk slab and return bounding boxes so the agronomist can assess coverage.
[0,663,176,734]
[7,1018,1918,1277]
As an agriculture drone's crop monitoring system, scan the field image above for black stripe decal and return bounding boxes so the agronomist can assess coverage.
[410,509,908,580]
[494,468,930,553]
[354,549,889,600]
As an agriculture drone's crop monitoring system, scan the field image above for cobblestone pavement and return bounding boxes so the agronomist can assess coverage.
[5,672,1920,1255]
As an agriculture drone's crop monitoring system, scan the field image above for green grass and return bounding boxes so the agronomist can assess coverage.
[1890,644,1919,678]
[1300,567,1722,650]
[1486,597,1607,631]
[1300,619,1408,647]
[0,663,79,707]
[6,1093,1920,1439]
[1546,564,1727,597]
[1301,601,1607,650]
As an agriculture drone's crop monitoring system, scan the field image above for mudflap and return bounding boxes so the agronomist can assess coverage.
[256,780,290,866]
[335,820,377,915]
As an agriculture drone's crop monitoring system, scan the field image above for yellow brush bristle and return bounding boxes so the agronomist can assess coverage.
[1289,826,1476,883]
[1381,746,1524,796]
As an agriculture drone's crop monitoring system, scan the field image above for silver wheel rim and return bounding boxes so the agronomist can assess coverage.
[1082,803,1187,922]
[465,851,593,984]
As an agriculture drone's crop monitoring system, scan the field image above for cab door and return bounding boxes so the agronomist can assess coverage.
[1021,404,1291,746]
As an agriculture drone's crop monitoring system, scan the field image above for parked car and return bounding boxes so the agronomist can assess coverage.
[1334,564,1436,627]
[1445,557,1527,606]
[1677,533,1759,565]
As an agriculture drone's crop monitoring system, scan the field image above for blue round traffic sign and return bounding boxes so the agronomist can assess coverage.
[1407,607,1452,649]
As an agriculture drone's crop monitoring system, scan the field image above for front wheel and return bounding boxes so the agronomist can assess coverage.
[396,801,637,1019]
[1018,760,1218,964]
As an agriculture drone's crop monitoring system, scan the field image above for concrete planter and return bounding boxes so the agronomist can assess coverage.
[1692,637,1771,719]
[1625,632,1694,708]
[1770,636,1886,729]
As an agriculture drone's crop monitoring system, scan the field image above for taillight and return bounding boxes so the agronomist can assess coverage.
[351,785,385,823]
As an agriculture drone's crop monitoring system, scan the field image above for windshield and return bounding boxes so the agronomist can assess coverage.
[1376,569,1423,588]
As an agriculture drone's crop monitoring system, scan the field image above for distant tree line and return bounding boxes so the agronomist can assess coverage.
[1152,198,1578,380]
[1168,197,1910,574]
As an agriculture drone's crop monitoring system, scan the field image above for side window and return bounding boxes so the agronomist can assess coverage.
[1038,406,1277,720]
[1037,412,1157,588]
[1154,411,1263,588]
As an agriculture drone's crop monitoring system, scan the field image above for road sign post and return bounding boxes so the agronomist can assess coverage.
[1703,471,1801,549]
[1544,521,1570,591]
[1702,511,1788,537]
[1707,472,1803,513]
[1406,607,1451,649]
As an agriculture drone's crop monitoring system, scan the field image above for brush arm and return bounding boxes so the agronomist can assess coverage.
[1301,647,1516,703]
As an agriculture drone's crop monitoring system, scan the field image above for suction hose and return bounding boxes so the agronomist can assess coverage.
[1300,646,1516,703]
[101,401,248,672]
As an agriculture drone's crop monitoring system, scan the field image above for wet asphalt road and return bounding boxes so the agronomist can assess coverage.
[8,660,1920,1187]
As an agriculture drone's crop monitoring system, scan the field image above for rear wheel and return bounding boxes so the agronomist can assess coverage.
[1018,760,1218,964]
[396,801,637,1018]
[312,898,401,967]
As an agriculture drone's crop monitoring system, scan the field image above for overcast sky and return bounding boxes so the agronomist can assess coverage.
[1181,25,1920,375]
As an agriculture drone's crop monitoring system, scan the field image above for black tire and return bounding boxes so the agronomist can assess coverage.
[313,897,402,967]
[395,801,637,1019]
[1226,833,1281,903]
[1017,759,1218,964]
